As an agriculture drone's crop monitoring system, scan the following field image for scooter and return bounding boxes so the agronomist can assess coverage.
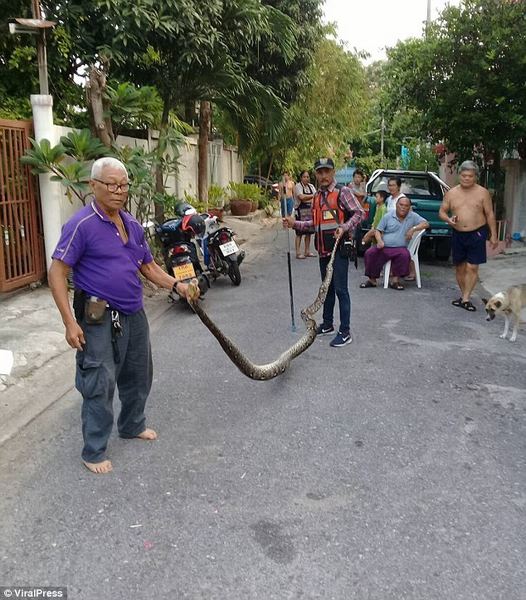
[199,213,245,286]
[155,213,210,301]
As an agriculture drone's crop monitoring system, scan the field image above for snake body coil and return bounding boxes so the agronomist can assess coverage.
[189,237,340,380]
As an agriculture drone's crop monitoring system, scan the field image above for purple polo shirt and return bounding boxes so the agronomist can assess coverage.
[52,201,154,314]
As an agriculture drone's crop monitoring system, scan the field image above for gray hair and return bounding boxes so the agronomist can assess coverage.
[91,157,128,180]
[459,160,479,176]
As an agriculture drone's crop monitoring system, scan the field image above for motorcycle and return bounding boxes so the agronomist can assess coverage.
[199,213,245,286]
[155,212,210,301]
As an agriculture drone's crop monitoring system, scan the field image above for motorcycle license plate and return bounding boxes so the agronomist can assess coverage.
[172,263,196,281]
[220,240,239,257]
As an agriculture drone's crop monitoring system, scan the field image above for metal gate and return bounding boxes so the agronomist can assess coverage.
[0,119,45,292]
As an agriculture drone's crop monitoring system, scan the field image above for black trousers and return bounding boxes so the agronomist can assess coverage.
[75,309,153,463]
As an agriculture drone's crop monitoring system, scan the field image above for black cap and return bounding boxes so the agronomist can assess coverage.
[314,157,335,171]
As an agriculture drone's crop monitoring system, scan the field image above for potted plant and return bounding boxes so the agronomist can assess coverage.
[228,182,252,216]
[250,183,265,211]
[208,184,226,219]
[184,191,206,214]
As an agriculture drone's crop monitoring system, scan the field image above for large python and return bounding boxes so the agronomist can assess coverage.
[187,233,342,380]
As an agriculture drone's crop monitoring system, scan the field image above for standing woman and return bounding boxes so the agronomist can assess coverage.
[294,170,316,258]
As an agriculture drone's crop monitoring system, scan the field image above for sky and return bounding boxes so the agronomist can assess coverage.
[323,0,461,63]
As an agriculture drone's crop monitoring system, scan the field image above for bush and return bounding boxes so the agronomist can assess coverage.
[229,182,264,203]
[208,184,226,208]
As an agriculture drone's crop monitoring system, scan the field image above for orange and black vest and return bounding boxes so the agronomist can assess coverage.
[312,186,348,257]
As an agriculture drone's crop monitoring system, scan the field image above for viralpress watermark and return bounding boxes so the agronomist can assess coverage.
[0,589,67,599]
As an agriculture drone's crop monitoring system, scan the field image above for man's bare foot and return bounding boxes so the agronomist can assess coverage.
[82,459,113,474]
[136,428,158,440]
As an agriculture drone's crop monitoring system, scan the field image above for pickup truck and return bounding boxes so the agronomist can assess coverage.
[361,169,452,260]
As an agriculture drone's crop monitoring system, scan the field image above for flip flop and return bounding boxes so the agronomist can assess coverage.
[461,300,476,312]
[360,281,377,288]
[389,282,405,290]
[306,252,316,257]
[296,254,306,259]
[452,298,463,307]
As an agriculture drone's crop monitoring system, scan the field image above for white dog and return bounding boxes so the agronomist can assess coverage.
[483,284,526,342]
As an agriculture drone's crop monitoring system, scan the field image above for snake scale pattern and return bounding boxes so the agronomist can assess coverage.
[188,235,341,380]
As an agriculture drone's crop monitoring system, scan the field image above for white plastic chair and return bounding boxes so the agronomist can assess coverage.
[383,229,425,289]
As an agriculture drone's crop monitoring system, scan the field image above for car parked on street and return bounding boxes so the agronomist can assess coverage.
[362,169,452,260]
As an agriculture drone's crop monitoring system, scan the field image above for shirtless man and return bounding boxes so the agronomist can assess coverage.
[280,172,295,217]
[439,160,498,312]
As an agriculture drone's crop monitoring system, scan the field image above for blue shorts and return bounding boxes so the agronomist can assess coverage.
[280,197,294,217]
[451,226,487,265]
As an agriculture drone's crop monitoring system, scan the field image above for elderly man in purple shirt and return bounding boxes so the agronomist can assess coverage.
[49,157,197,474]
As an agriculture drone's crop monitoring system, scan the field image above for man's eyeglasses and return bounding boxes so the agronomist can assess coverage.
[93,179,130,193]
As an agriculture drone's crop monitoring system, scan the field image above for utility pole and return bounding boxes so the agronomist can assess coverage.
[380,115,385,165]
[426,0,432,35]
[9,1,54,95]
[8,1,57,268]
[31,0,49,95]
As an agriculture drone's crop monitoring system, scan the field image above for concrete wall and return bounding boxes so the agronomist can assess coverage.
[502,158,526,238]
[54,127,243,225]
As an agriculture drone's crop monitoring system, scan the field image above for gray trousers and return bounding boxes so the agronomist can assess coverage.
[75,309,153,463]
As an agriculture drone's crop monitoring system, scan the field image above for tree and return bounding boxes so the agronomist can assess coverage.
[230,0,325,177]
[384,0,526,163]
[0,0,37,119]
[4,0,319,208]
[270,37,368,175]
[93,0,296,209]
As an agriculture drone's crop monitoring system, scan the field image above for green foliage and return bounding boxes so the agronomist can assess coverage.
[274,37,368,174]
[244,0,324,106]
[0,0,36,119]
[229,182,264,203]
[183,192,206,213]
[152,193,185,218]
[22,139,67,174]
[3,0,325,197]
[114,145,157,226]
[105,83,163,135]
[60,129,112,162]
[0,97,33,121]
[383,0,526,158]
[353,154,385,177]
[21,136,104,204]
[402,141,440,173]
[208,184,226,208]
[21,124,184,223]
[50,162,92,202]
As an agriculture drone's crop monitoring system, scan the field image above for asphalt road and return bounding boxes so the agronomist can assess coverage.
[1,225,525,600]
